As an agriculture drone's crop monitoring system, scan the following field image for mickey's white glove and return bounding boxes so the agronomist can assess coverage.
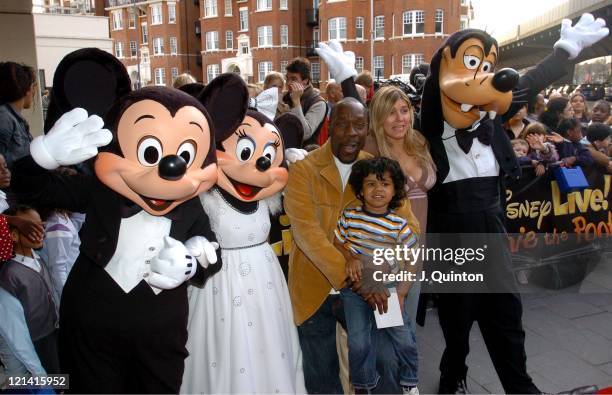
[553,13,609,60]
[315,41,357,83]
[184,236,219,269]
[148,236,197,290]
[30,108,112,170]
[285,148,308,164]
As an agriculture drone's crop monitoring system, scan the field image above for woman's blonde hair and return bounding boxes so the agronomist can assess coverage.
[263,72,284,90]
[369,86,434,170]
[172,73,196,89]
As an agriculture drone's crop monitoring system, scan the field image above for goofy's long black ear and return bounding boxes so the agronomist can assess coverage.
[198,73,248,143]
[275,113,304,149]
[44,48,131,133]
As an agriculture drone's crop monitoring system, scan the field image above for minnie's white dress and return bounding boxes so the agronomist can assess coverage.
[181,188,305,394]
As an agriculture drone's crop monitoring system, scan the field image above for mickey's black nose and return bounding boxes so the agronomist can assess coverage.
[256,156,271,172]
[492,68,519,93]
[158,155,186,180]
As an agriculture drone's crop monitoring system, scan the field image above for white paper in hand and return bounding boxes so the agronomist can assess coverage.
[374,287,404,329]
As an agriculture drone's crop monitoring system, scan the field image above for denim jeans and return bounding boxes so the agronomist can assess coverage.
[341,288,419,390]
[297,294,346,394]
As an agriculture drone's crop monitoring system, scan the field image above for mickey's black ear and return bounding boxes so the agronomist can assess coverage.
[178,82,206,98]
[44,48,131,132]
[198,73,248,142]
[275,113,304,149]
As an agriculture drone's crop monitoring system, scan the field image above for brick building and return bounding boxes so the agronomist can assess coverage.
[105,0,202,88]
[199,0,472,87]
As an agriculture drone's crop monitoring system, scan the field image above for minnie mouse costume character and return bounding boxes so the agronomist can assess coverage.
[11,49,249,393]
[181,76,306,394]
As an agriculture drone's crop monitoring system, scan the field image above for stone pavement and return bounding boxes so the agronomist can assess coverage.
[416,253,612,394]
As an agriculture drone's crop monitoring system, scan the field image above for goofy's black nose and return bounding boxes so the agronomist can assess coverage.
[256,156,271,172]
[492,68,519,93]
[158,155,187,180]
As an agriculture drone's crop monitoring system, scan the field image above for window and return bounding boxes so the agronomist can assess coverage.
[128,8,135,29]
[311,62,320,82]
[280,25,288,47]
[258,61,273,82]
[112,10,122,30]
[435,9,443,34]
[313,28,319,42]
[168,3,176,23]
[403,10,425,35]
[256,0,272,11]
[153,37,164,55]
[206,31,219,50]
[460,16,468,30]
[239,8,248,31]
[114,42,124,58]
[374,56,384,79]
[328,17,346,41]
[461,0,467,5]
[355,56,364,73]
[155,68,165,85]
[207,64,220,82]
[141,48,149,64]
[280,0,288,10]
[226,31,234,49]
[374,15,384,39]
[204,0,218,17]
[151,4,162,24]
[141,23,148,44]
[171,67,179,81]
[402,53,424,74]
[355,17,364,40]
[130,41,137,57]
[239,41,250,54]
[280,60,288,74]
[224,0,232,15]
[170,37,177,55]
[257,26,273,47]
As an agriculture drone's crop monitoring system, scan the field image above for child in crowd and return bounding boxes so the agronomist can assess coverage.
[590,100,611,125]
[511,138,546,176]
[334,157,419,395]
[0,205,59,374]
[518,123,559,176]
[585,123,612,173]
[553,118,594,167]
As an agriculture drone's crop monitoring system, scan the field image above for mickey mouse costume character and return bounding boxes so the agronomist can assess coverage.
[181,76,306,394]
[11,49,248,393]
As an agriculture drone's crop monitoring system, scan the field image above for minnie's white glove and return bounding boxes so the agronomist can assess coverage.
[184,236,219,269]
[315,41,357,83]
[148,236,197,290]
[30,108,112,170]
[285,148,308,164]
[553,13,609,60]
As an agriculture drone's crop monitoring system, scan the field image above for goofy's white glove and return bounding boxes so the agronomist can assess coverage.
[554,13,609,60]
[148,236,197,290]
[315,41,357,83]
[184,236,219,269]
[285,148,308,164]
[30,108,112,170]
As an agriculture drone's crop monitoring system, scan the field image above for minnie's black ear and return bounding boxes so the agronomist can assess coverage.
[44,48,131,132]
[198,73,248,142]
[275,113,304,149]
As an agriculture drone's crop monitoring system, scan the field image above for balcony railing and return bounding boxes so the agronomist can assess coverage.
[306,40,319,57]
[306,8,318,25]
[106,0,136,7]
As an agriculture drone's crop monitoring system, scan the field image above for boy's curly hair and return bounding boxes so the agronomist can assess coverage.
[348,157,407,210]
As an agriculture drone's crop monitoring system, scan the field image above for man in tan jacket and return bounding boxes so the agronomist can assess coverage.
[284,97,419,393]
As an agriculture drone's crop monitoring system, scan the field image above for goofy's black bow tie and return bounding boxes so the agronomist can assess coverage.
[455,118,494,154]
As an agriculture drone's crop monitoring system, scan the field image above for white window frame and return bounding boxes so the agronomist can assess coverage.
[258,61,273,83]
[170,37,177,55]
[141,48,150,64]
[435,9,443,34]
[311,62,320,82]
[328,17,346,41]
[153,37,164,55]
[112,10,122,30]
[256,0,272,11]
[204,0,218,18]
[460,15,468,30]
[128,8,136,29]
[280,0,288,10]
[129,41,137,57]
[280,25,288,47]
[168,2,176,23]
[280,60,288,75]
[224,0,232,15]
[374,15,384,40]
[171,67,179,81]
[355,56,364,73]
[207,64,220,82]
[206,31,219,50]
[239,8,248,31]
[141,23,148,44]
[402,53,424,74]
[239,40,250,55]
[374,56,384,79]
[355,16,364,40]
[114,41,124,58]
[150,4,162,25]
[257,25,273,47]
[226,30,234,49]
[155,68,165,85]
[402,10,425,36]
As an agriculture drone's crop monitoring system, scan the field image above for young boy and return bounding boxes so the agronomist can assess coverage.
[512,138,547,176]
[521,122,560,176]
[0,205,59,374]
[553,118,594,167]
[585,122,612,173]
[334,157,419,395]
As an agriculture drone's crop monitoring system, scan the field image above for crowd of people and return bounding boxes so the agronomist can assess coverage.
[0,19,611,395]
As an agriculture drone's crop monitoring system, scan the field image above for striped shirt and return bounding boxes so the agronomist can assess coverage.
[334,206,417,257]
